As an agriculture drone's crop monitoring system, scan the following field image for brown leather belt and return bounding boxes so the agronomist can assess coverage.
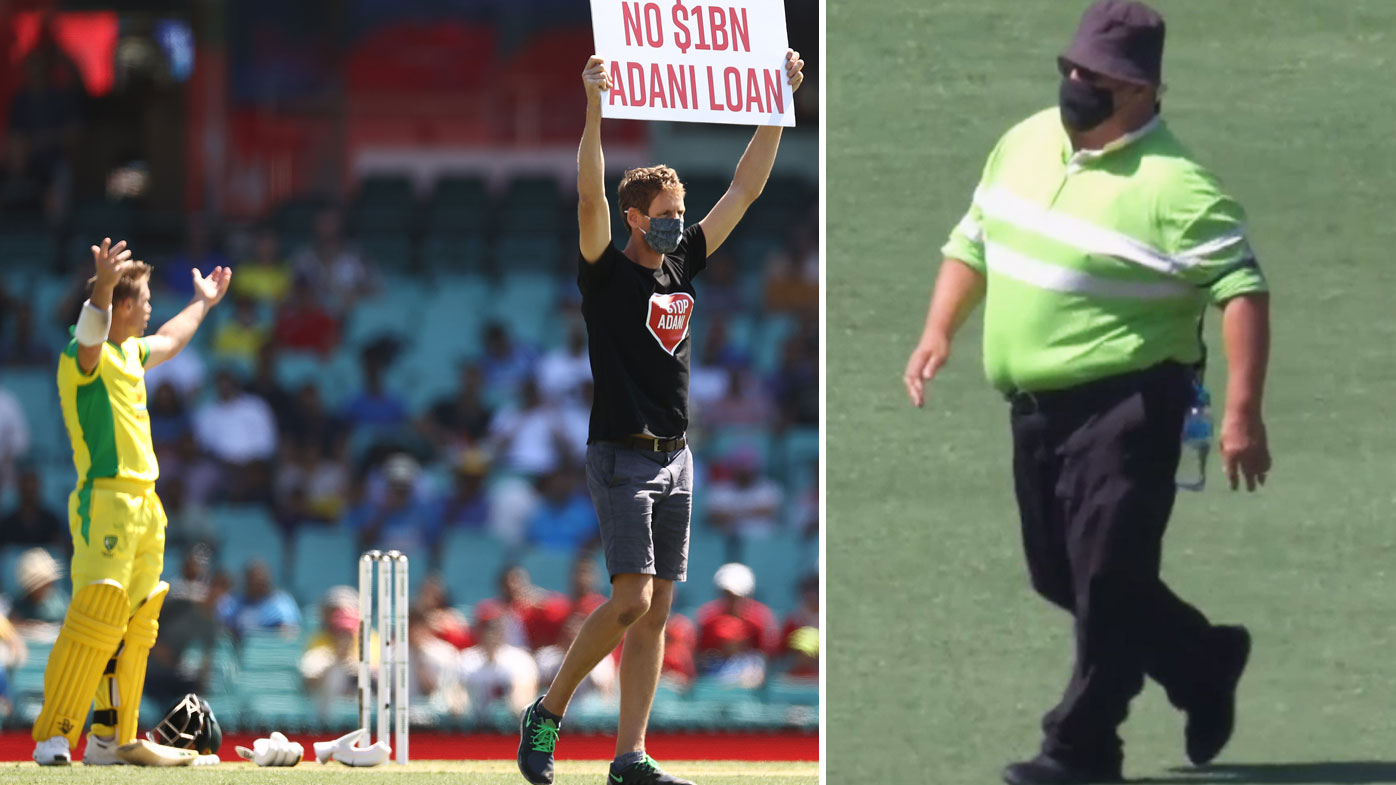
[604,435,687,452]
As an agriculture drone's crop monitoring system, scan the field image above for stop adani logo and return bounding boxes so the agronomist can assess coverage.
[646,292,694,355]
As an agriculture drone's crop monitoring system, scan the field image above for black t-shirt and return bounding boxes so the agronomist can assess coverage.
[579,224,707,441]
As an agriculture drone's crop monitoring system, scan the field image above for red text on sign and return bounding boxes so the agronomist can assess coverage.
[622,2,665,48]
[608,62,784,116]
[671,4,751,55]
[610,61,701,109]
[706,66,784,114]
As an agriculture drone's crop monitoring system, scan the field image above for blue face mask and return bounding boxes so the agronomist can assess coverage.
[643,216,684,254]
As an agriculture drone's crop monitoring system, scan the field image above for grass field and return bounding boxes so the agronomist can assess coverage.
[827,1,1396,783]
[0,760,817,785]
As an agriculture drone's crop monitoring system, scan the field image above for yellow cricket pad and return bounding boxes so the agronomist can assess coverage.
[113,581,168,744]
[32,581,129,747]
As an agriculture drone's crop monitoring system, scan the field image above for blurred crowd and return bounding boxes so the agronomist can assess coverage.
[0,195,819,722]
[0,541,817,722]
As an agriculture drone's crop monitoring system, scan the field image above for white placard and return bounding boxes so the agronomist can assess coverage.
[589,0,795,127]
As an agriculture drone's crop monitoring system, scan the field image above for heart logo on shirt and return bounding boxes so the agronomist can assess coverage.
[646,292,694,356]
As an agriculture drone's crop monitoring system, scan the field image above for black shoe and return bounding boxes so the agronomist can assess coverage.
[1002,754,1123,785]
[608,754,696,785]
[518,698,561,785]
[1185,625,1251,766]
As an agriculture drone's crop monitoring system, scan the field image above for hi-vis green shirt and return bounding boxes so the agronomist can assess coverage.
[942,108,1267,393]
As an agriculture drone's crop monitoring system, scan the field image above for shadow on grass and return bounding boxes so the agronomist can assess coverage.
[1137,762,1396,784]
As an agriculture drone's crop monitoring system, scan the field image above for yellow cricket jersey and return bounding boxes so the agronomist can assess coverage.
[58,335,159,487]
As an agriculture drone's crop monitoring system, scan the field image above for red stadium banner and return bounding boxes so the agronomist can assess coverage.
[589,1,795,127]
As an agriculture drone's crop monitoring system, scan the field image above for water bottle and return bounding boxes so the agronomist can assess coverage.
[1177,383,1212,491]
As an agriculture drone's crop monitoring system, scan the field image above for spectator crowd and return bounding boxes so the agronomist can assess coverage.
[0,197,819,724]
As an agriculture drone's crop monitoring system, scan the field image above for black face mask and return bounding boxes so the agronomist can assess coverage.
[1059,77,1114,132]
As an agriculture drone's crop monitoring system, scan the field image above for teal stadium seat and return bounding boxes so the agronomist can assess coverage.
[355,233,414,273]
[500,176,562,223]
[518,547,575,594]
[776,426,820,486]
[731,232,785,269]
[737,530,814,615]
[0,232,57,269]
[211,506,285,581]
[0,545,23,598]
[352,204,415,235]
[289,527,358,605]
[203,633,243,706]
[1,369,66,463]
[439,530,508,606]
[493,235,564,276]
[237,630,311,728]
[677,527,734,615]
[764,676,819,707]
[397,278,490,412]
[701,427,775,473]
[421,232,489,274]
[343,276,426,348]
[687,677,761,708]
[431,176,490,210]
[276,350,333,395]
[487,271,562,349]
[752,313,799,375]
[9,638,54,724]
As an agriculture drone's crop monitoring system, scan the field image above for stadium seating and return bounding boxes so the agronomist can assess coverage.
[1,370,66,464]
[211,506,285,580]
[236,631,312,729]
[518,547,576,594]
[289,526,360,605]
[7,638,53,725]
[439,529,508,606]
[738,531,815,614]
[0,151,819,733]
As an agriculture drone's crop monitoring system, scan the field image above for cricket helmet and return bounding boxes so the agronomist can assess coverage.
[147,693,223,754]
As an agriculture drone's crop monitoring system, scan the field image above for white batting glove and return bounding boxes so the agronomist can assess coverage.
[235,731,303,767]
[312,728,391,767]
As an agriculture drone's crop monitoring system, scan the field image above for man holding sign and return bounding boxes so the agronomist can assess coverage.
[515,45,803,785]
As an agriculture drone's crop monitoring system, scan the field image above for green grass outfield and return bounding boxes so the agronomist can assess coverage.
[0,760,817,785]
[827,1,1396,783]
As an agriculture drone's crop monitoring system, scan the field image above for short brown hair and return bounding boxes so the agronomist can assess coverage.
[617,165,684,223]
[87,261,154,306]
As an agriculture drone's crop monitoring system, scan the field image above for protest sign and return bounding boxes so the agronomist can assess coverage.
[589,0,795,127]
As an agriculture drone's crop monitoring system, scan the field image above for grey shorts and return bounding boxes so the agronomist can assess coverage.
[585,442,693,583]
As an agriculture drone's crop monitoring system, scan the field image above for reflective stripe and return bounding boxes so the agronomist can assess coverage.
[985,243,1196,300]
[955,214,983,244]
[1177,229,1249,261]
[977,187,1197,276]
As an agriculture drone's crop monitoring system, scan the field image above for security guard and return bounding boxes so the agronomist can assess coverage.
[902,2,1272,783]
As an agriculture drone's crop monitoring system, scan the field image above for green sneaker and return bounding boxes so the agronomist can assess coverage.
[518,698,560,785]
[608,754,696,785]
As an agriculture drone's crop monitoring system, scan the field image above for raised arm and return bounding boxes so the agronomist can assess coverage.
[76,238,134,374]
[698,49,805,255]
[144,267,232,369]
[578,56,614,263]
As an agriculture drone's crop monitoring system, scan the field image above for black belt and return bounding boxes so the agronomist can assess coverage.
[604,435,687,452]
[1005,362,1192,415]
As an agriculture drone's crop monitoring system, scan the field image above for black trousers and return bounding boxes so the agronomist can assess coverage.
[1009,363,1220,768]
